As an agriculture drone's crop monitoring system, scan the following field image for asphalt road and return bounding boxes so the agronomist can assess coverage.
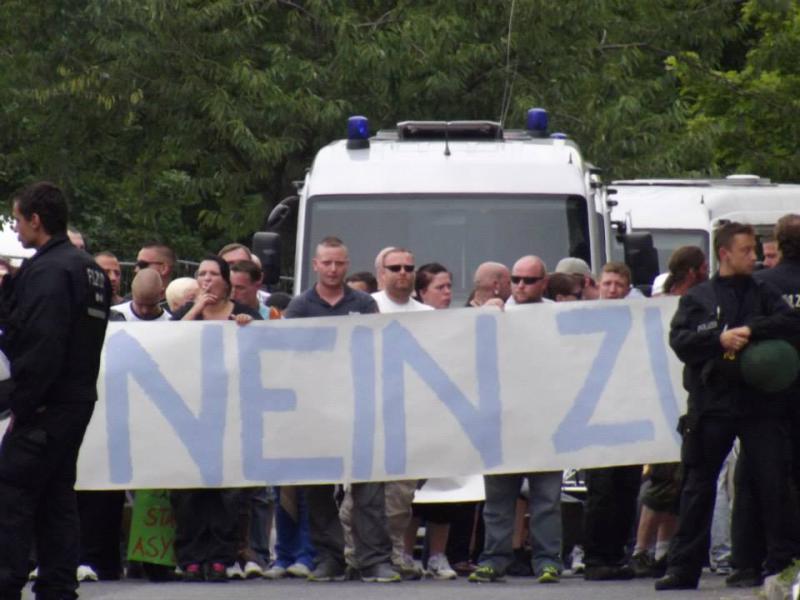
[21,572,760,600]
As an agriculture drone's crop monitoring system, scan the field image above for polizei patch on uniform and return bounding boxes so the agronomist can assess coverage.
[696,321,718,332]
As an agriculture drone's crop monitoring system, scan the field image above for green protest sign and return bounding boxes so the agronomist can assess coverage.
[126,490,176,566]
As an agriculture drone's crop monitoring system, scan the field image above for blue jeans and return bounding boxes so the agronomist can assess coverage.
[273,487,315,568]
[479,472,563,575]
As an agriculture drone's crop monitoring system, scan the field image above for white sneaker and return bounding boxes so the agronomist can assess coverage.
[243,560,264,579]
[226,562,245,579]
[427,553,457,580]
[393,552,423,580]
[28,567,38,581]
[263,564,287,579]
[286,562,311,578]
[570,545,585,574]
[77,565,99,582]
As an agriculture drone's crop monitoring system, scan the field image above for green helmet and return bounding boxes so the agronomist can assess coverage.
[740,339,800,394]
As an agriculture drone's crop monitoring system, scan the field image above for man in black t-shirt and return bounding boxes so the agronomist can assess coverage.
[284,236,398,584]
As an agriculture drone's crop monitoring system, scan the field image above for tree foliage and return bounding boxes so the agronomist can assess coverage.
[668,0,800,181]
[0,0,781,260]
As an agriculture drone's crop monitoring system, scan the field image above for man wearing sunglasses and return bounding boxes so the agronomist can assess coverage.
[507,255,549,306]
[366,248,432,579]
[470,255,563,585]
[372,248,432,314]
[134,242,175,304]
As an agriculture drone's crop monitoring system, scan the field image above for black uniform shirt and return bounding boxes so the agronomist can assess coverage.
[2,235,110,422]
[754,258,800,310]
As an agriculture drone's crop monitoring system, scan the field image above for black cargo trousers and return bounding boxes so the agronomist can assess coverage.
[667,414,796,580]
[0,401,95,600]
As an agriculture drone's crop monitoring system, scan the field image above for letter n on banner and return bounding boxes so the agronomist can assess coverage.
[382,315,502,475]
[104,328,227,485]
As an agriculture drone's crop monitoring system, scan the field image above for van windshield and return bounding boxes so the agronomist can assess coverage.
[302,194,590,305]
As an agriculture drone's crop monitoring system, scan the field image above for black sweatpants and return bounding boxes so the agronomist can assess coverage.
[583,465,641,567]
[77,490,125,579]
[0,401,95,600]
[170,489,241,568]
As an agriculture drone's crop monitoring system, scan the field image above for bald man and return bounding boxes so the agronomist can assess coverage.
[509,255,548,305]
[112,269,169,321]
[469,254,563,585]
[470,262,512,307]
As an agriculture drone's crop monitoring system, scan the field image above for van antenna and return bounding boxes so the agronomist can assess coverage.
[444,122,451,157]
[499,0,517,127]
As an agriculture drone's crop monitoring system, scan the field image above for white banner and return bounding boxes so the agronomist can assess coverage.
[75,297,685,489]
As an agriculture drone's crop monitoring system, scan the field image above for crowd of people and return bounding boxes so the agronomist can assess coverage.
[4,181,800,598]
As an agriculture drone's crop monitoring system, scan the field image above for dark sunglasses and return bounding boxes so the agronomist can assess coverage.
[136,260,164,270]
[385,264,415,273]
[511,275,544,285]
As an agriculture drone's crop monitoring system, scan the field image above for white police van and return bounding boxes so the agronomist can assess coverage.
[256,109,605,304]
[606,176,800,279]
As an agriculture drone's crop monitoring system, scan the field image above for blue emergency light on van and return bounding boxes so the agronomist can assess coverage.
[526,108,548,137]
[347,116,370,149]
[550,132,568,140]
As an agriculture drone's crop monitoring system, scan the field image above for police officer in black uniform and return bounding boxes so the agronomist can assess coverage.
[655,222,800,591]
[0,182,110,600]
[726,214,800,586]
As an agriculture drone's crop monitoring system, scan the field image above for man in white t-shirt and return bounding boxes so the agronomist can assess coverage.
[354,249,431,579]
[112,268,169,322]
[372,248,433,314]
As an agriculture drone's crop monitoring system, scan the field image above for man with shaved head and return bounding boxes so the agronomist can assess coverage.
[509,255,548,306]
[112,268,169,321]
[135,241,176,304]
[470,262,512,307]
[469,254,562,585]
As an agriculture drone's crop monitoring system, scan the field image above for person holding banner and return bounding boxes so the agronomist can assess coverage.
[655,223,800,591]
[283,236,399,584]
[0,182,111,600]
[469,256,564,585]
[169,255,261,582]
[582,262,643,582]
[370,248,432,580]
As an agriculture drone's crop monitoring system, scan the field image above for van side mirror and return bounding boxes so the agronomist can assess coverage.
[252,232,281,286]
[622,232,659,287]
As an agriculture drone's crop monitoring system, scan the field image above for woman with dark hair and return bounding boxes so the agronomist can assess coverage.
[631,246,707,578]
[662,246,708,296]
[415,263,453,309]
[176,255,258,325]
[170,255,261,582]
[545,273,582,301]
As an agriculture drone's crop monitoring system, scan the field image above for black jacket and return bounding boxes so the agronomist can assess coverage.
[754,258,800,309]
[670,273,800,417]
[1,235,110,422]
